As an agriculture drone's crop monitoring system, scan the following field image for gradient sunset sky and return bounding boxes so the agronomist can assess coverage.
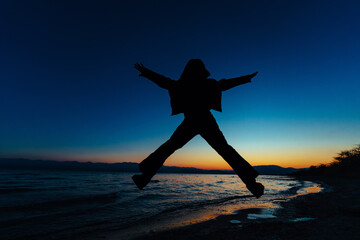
[1,0,359,169]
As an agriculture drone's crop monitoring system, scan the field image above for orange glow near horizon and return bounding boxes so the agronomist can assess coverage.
[134,145,338,169]
[33,145,342,170]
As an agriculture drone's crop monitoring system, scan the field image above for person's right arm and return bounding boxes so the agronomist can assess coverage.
[134,63,175,90]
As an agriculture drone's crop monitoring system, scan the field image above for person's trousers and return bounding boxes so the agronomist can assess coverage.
[138,112,258,185]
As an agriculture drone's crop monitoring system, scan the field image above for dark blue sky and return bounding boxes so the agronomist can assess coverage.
[1,0,359,168]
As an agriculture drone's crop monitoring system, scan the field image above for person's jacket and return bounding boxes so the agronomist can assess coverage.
[140,68,251,115]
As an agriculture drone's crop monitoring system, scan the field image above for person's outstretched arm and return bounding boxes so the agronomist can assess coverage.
[135,63,175,90]
[218,72,258,91]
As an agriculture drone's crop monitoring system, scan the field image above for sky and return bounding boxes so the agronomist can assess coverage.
[1,0,359,169]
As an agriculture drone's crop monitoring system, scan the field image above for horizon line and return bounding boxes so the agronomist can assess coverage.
[0,157,308,171]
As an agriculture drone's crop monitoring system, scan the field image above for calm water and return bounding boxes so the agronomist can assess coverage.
[0,170,321,240]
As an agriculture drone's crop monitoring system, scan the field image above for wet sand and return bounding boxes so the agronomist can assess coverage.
[130,177,360,240]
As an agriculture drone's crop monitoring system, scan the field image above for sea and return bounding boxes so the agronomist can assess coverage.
[0,170,322,240]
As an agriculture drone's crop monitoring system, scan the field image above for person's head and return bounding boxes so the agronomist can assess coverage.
[179,59,210,81]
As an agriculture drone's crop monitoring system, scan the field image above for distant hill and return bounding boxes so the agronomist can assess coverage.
[254,165,304,175]
[0,158,305,175]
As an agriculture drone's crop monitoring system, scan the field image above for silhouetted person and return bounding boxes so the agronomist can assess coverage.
[132,59,264,198]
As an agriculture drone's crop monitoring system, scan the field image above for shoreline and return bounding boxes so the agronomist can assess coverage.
[127,176,359,240]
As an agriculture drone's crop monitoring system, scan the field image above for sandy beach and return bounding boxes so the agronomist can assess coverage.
[128,177,359,240]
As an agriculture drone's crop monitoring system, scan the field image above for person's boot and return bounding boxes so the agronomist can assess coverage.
[132,174,151,190]
[246,181,264,198]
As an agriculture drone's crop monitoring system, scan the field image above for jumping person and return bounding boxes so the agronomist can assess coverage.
[132,59,264,198]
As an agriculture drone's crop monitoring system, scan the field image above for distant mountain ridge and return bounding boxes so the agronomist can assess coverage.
[0,158,306,175]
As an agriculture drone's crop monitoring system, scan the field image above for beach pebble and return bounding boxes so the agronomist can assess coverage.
[230,220,241,224]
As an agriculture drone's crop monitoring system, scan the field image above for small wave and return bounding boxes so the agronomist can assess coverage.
[278,186,300,195]
[204,183,214,187]
[12,172,42,176]
[0,188,45,194]
[0,191,119,211]
[154,194,253,216]
[0,185,80,194]
[36,177,65,180]
[0,181,22,184]
[136,193,168,200]
[122,182,136,185]
[278,180,321,196]
[51,186,78,190]
[48,192,119,206]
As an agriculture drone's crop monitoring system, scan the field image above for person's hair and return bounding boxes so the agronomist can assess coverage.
[179,59,210,81]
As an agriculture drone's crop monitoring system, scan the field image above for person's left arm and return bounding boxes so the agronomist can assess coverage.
[218,72,258,91]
